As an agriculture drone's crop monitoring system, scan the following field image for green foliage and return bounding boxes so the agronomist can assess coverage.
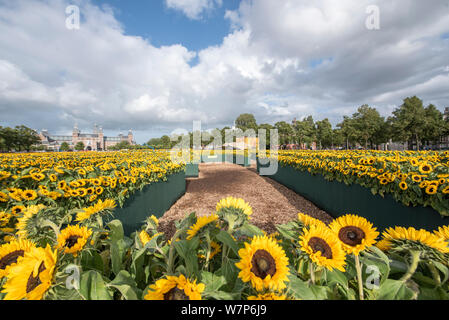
[0,125,41,152]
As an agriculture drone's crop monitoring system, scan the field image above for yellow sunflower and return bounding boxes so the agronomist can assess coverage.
[377,226,449,253]
[144,274,205,300]
[235,235,290,291]
[0,239,35,279]
[297,212,326,228]
[1,244,57,300]
[247,292,287,300]
[299,224,346,272]
[10,205,25,216]
[56,225,92,257]
[198,241,221,259]
[399,181,408,191]
[16,204,46,238]
[22,190,38,201]
[139,230,163,246]
[419,163,433,174]
[186,214,219,240]
[434,226,449,242]
[75,199,116,221]
[329,214,379,255]
[216,197,253,218]
[425,185,438,195]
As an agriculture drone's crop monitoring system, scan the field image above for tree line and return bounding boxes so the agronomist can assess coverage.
[146,96,449,151]
[0,125,42,152]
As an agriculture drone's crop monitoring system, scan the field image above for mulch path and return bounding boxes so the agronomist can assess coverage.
[158,162,333,238]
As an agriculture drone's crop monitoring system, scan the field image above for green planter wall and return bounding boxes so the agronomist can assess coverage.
[257,158,447,232]
[110,171,186,236]
[200,153,250,167]
[185,163,199,177]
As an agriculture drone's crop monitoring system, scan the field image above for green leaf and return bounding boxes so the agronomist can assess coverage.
[286,275,316,300]
[216,230,239,255]
[239,222,265,237]
[418,287,449,300]
[80,250,104,273]
[201,271,227,292]
[107,220,124,243]
[174,238,200,278]
[325,269,349,292]
[377,279,414,300]
[108,270,142,300]
[110,239,128,275]
[79,270,113,300]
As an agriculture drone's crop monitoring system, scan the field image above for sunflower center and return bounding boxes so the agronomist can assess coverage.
[338,226,365,246]
[164,287,188,300]
[308,237,333,259]
[0,250,24,269]
[26,261,46,293]
[251,249,276,279]
[65,235,81,248]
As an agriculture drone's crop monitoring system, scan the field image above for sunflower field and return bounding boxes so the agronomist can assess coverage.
[274,150,449,216]
[1,150,449,300]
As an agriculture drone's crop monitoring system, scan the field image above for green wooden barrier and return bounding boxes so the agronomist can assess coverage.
[185,163,199,177]
[200,153,250,167]
[110,171,186,236]
[257,157,448,232]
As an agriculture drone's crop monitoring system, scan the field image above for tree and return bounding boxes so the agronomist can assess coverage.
[0,125,41,152]
[315,118,333,149]
[235,113,257,131]
[389,96,427,150]
[275,121,294,145]
[351,105,385,149]
[258,123,274,149]
[294,116,316,148]
[75,141,85,151]
[60,142,70,151]
[337,116,358,150]
[422,104,446,148]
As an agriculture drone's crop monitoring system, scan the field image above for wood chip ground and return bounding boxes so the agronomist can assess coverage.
[158,162,334,238]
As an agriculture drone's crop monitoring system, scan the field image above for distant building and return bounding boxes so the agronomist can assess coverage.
[39,124,135,151]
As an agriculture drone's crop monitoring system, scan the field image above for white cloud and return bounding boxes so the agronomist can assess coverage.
[165,0,222,20]
[1,0,449,142]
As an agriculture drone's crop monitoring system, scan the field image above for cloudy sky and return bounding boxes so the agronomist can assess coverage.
[0,0,448,143]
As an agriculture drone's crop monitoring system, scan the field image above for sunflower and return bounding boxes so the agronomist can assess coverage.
[399,181,408,191]
[297,212,326,228]
[411,175,422,183]
[419,163,433,174]
[247,292,287,300]
[57,180,67,190]
[186,214,219,240]
[0,239,35,279]
[235,235,290,291]
[22,190,38,201]
[16,204,46,238]
[0,191,8,202]
[56,225,92,257]
[377,226,449,254]
[198,241,221,259]
[144,274,205,300]
[1,244,57,300]
[139,230,163,246]
[11,205,25,216]
[299,224,346,272]
[434,226,449,242]
[75,199,116,221]
[216,197,253,218]
[425,185,437,195]
[329,214,379,255]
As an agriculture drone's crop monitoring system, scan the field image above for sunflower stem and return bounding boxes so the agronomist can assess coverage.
[41,219,60,238]
[310,263,316,285]
[399,250,421,283]
[204,233,212,270]
[354,254,364,300]
[167,229,182,275]
[428,261,441,286]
